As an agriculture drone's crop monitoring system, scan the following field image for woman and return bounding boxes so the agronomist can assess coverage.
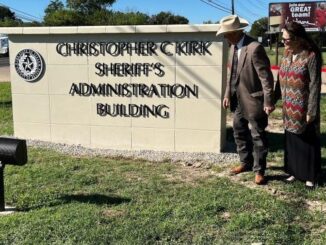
[275,21,322,189]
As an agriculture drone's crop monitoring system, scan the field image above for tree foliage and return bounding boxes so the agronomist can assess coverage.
[43,1,189,26]
[249,17,268,38]
[108,11,150,25]
[45,0,64,15]
[0,6,16,21]
[22,21,42,27]
[203,20,218,24]
[0,18,20,27]
[66,0,116,14]
[149,11,188,25]
[0,6,24,26]
[44,9,85,26]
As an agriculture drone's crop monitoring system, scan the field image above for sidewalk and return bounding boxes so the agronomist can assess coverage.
[0,66,10,82]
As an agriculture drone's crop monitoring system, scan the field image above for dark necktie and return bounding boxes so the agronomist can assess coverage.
[230,45,238,94]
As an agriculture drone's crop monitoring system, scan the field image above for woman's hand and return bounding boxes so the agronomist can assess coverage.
[264,105,275,115]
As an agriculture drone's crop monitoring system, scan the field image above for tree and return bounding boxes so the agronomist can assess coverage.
[43,1,189,26]
[0,4,40,26]
[45,0,64,15]
[149,11,188,25]
[22,21,42,27]
[203,20,218,24]
[85,9,112,25]
[44,10,85,26]
[249,17,268,38]
[123,11,150,25]
[0,6,16,21]
[66,0,116,14]
[109,11,150,25]
[0,6,24,26]
[0,18,21,27]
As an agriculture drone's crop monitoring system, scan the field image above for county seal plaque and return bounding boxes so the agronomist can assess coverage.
[15,49,44,82]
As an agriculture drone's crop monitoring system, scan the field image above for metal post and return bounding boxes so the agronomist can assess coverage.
[0,162,5,211]
[276,34,279,66]
[231,0,235,14]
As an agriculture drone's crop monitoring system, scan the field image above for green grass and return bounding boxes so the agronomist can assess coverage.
[2,149,325,244]
[266,47,284,66]
[0,82,326,244]
[0,82,13,135]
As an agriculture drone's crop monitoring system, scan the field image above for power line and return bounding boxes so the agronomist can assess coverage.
[246,0,266,12]
[200,0,232,14]
[0,3,41,21]
[200,0,253,26]
[237,1,260,19]
[15,14,39,23]
[0,2,41,22]
[207,0,231,12]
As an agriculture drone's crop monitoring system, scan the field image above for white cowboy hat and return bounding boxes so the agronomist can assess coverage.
[216,15,249,36]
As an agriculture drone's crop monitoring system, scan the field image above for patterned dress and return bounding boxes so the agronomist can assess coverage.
[276,49,321,182]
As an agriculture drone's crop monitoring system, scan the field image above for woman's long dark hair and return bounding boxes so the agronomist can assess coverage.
[283,21,322,68]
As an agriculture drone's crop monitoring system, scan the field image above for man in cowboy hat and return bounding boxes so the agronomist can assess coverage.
[217,15,275,185]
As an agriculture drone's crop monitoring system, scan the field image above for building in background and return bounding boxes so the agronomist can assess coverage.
[269,1,326,33]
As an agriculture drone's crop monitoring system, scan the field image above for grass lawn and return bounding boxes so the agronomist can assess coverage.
[0,82,13,135]
[0,82,326,244]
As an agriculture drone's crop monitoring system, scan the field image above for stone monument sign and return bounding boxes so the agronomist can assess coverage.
[0,24,227,153]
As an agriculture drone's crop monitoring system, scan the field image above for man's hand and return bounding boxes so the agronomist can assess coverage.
[306,115,315,123]
[223,98,230,109]
[264,105,275,115]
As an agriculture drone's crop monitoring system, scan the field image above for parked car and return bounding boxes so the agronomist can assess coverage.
[0,36,9,56]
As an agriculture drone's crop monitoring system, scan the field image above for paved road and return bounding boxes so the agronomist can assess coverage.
[0,56,9,66]
[0,57,10,82]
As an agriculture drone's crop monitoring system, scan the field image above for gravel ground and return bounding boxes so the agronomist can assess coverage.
[27,139,239,165]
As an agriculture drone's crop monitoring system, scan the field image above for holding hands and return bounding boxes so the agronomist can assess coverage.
[264,105,275,115]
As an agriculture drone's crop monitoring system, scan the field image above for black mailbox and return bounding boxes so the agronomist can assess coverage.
[0,137,27,165]
[0,137,28,212]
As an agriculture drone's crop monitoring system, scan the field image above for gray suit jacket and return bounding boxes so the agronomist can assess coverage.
[224,34,274,120]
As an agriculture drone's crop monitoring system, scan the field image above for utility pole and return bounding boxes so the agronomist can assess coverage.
[231,0,234,14]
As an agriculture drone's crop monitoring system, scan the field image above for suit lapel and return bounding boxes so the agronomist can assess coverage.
[236,35,249,79]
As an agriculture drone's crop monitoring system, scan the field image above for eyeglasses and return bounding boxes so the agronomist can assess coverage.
[281,37,293,43]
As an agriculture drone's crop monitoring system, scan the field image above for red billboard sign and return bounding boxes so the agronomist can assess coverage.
[269,1,326,32]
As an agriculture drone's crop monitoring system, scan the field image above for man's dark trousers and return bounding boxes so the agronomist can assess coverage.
[232,103,268,174]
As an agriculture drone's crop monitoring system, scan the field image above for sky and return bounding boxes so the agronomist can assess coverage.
[0,0,320,26]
